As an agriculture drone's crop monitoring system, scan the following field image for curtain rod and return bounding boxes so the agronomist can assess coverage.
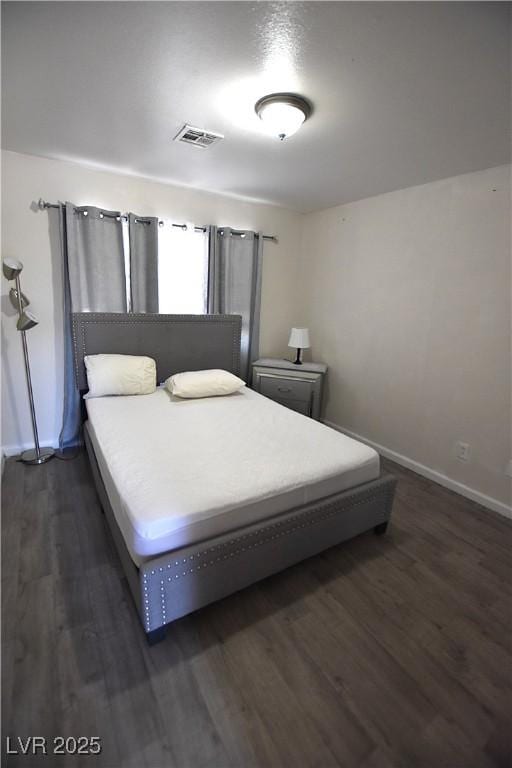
[38,199,277,242]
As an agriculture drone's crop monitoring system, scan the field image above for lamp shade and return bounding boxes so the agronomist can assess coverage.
[9,287,30,310]
[288,327,310,350]
[3,258,23,281]
[17,309,38,331]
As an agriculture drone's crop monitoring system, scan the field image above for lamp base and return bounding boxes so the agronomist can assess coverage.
[293,348,303,365]
[19,447,55,465]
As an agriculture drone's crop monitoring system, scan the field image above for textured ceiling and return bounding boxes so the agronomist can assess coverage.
[2,1,510,212]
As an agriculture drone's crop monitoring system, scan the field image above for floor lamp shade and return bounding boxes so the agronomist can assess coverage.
[17,309,39,332]
[9,287,30,310]
[2,258,54,465]
[288,327,310,365]
[2,257,23,280]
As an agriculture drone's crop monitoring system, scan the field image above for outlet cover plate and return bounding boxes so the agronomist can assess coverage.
[456,441,471,462]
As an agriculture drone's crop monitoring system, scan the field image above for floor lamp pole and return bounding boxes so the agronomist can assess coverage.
[15,274,54,465]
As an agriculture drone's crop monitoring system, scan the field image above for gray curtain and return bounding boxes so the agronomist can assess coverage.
[208,227,263,381]
[129,214,159,313]
[59,203,126,450]
[66,205,127,312]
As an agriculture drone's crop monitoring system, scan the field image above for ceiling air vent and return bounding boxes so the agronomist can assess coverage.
[174,124,224,149]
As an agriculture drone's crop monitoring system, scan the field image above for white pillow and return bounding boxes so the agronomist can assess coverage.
[165,369,245,399]
[84,354,157,398]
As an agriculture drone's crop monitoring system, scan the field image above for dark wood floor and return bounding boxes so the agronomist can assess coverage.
[2,452,511,768]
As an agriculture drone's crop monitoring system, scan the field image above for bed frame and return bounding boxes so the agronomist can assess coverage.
[73,312,396,644]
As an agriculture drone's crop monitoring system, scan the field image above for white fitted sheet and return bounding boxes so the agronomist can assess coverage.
[86,387,380,565]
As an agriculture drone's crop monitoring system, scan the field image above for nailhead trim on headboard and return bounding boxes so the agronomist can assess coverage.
[71,312,242,390]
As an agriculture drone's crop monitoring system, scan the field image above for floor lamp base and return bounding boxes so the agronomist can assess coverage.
[19,447,55,465]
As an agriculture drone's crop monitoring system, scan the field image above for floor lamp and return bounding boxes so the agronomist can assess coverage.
[3,258,55,465]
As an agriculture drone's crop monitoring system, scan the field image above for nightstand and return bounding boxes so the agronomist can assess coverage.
[251,358,327,420]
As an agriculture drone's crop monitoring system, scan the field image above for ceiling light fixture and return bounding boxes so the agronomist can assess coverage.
[255,93,312,141]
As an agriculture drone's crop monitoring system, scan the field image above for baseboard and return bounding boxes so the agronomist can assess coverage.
[324,420,512,520]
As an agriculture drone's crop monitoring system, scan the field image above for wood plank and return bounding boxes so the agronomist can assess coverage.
[311,548,495,746]
[54,625,120,767]
[4,575,58,767]
[206,593,342,768]
[141,616,233,768]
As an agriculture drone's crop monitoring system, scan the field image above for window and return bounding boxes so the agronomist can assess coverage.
[157,224,208,313]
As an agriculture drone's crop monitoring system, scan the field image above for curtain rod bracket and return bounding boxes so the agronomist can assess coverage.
[38,198,59,210]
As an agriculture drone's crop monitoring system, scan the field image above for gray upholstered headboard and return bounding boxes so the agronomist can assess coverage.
[72,313,242,390]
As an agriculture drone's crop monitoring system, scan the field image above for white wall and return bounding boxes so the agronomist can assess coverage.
[1,150,302,452]
[299,165,511,513]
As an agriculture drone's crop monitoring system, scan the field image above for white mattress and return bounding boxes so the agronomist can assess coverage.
[86,387,380,564]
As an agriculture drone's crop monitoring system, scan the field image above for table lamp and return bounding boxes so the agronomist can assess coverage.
[288,327,310,365]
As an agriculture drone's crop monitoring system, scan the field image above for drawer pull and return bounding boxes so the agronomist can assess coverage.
[277,386,292,393]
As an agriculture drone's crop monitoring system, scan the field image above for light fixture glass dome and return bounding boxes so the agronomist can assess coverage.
[255,93,312,141]
[258,102,305,139]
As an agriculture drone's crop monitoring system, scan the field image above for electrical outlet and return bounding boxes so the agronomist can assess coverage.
[506,460,512,478]
[456,441,471,462]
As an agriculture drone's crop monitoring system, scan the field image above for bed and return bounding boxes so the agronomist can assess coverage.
[73,312,396,643]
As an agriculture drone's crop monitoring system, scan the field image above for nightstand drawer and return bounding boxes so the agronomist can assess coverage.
[252,359,327,421]
[275,397,311,417]
[258,374,313,404]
